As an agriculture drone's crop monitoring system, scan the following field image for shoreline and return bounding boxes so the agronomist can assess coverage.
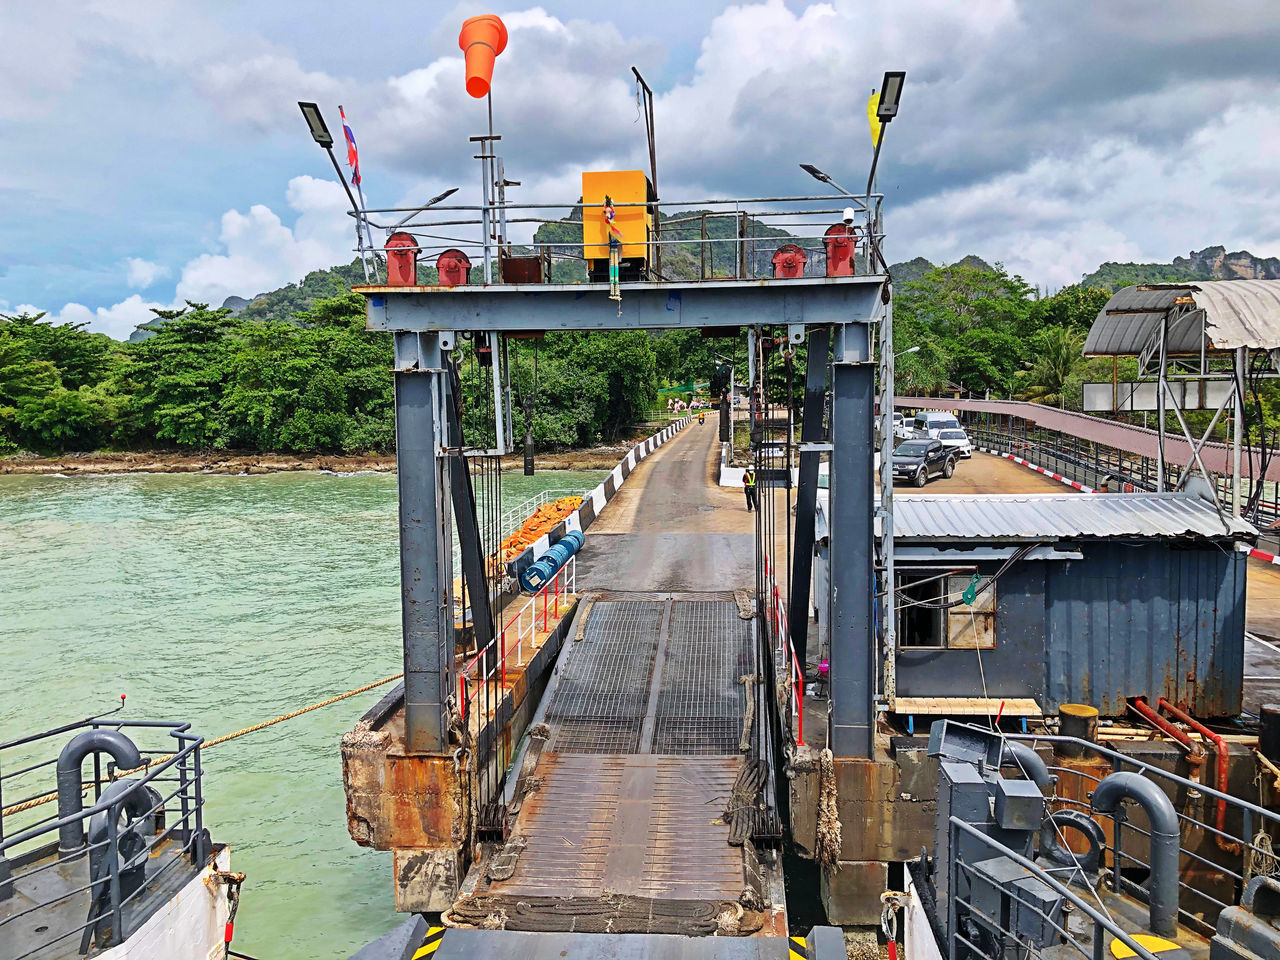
[0,446,639,477]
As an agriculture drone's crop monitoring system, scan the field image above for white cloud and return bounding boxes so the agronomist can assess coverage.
[26,175,353,339]
[124,258,170,289]
[11,0,1280,319]
[891,100,1280,288]
[174,175,353,306]
[17,296,167,342]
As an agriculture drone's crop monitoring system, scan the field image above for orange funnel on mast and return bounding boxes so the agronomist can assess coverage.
[459,14,508,99]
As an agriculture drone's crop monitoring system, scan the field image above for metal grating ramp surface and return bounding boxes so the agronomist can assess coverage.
[459,597,773,935]
[488,753,745,901]
[653,601,752,754]
[544,600,663,754]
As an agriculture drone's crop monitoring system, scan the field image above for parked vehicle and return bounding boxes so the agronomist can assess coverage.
[892,438,955,486]
[937,427,973,458]
[893,411,913,441]
[912,410,961,439]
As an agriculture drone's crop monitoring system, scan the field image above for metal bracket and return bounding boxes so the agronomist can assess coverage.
[788,323,805,344]
[799,442,833,453]
[439,330,457,351]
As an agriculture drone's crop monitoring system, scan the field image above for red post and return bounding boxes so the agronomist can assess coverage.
[796,671,804,746]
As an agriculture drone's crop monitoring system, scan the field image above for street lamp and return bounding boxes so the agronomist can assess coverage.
[298,101,370,280]
[799,162,856,199]
[867,70,906,196]
[895,345,920,359]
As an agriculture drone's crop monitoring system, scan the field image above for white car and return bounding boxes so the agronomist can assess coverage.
[893,412,913,441]
[937,428,973,458]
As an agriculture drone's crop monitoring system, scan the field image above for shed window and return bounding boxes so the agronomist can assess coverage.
[897,570,996,650]
[946,575,995,650]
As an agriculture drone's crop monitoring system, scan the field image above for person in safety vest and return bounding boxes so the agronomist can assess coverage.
[698,410,705,425]
[743,468,758,512]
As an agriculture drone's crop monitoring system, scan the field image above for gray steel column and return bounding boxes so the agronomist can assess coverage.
[1234,346,1245,518]
[394,332,452,754]
[827,323,876,759]
[878,294,896,705]
[788,326,830,670]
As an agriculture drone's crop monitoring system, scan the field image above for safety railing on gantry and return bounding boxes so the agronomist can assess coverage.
[353,192,886,286]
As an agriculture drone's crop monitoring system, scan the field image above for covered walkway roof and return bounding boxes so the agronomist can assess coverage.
[1083,279,1280,356]
[893,396,1280,482]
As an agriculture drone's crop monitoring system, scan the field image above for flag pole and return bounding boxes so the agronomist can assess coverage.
[340,104,380,282]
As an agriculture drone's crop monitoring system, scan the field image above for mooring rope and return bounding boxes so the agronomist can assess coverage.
[2,673,403,817]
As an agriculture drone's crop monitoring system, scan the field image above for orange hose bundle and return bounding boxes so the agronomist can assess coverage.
[500,496,583,560]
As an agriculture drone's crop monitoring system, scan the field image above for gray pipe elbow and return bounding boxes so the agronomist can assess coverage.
[999,740,1052,789]
[56,730,143,853]
[1091,771,1180,938]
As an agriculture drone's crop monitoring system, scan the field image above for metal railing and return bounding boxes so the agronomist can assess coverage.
[946,818,1165,960]
[965,413,1280,549]
[451,488,582,582]
[941,721,1280,956]
[356,192,886,285]
[0,717,209,959]
[460,554,576,700]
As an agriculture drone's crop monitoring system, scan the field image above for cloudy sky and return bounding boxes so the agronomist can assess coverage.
[4,0,1280,339]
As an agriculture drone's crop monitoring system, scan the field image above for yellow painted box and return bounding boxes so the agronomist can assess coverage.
[581,170,652,261]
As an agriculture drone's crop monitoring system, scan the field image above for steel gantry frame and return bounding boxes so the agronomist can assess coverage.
[363,275,887,759]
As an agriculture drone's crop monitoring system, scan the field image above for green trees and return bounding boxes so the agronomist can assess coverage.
[0,293,660,455]
[891,261,1106,406]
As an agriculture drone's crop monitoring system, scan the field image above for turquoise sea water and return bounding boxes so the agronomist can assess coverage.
[0,469,602,959]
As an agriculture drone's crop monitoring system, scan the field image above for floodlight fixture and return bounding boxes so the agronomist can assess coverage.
[394,187,463,228]
[876,71,906,123]
[298,101,334,149]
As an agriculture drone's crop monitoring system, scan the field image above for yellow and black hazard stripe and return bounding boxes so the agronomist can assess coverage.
[412,926,445,959]
[789,935,810,960]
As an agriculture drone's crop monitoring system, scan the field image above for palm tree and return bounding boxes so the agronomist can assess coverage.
[1020,327,1083,407]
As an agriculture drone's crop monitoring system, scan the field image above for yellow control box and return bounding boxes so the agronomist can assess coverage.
[581,170,652,261]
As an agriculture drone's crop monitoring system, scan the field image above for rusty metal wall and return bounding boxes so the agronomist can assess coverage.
[1045,542,1246,717]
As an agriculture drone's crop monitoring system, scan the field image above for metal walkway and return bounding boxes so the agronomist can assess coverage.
[452,594,784,936]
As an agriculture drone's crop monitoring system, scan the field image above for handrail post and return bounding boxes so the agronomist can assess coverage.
[178,747,192,853]
[192,742,205,863]
[106,803,123,946]
[947,820,958,960]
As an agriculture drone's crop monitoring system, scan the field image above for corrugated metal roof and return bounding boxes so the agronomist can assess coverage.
[892,492,1255,542]
[893,395,1280,481]
[1084,279,1280,356]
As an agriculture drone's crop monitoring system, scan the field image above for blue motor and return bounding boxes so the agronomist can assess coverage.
[520,530,584,592]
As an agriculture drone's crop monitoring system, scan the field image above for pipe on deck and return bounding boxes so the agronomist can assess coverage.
[1091,771,1181,938]
[56,730,143,853]
[998,739,1053,790]
[1157,697,1241,854]
[1128,697,1205,780]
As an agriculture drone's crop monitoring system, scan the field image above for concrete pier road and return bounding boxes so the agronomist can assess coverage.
[578,420,755,593]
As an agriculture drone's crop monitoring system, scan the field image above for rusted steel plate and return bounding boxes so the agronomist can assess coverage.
[492,754,745,902]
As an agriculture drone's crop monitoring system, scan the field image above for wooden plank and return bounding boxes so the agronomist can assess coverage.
[892,697,1042,716]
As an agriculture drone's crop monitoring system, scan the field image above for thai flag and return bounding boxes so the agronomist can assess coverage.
[340,106,361,186]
